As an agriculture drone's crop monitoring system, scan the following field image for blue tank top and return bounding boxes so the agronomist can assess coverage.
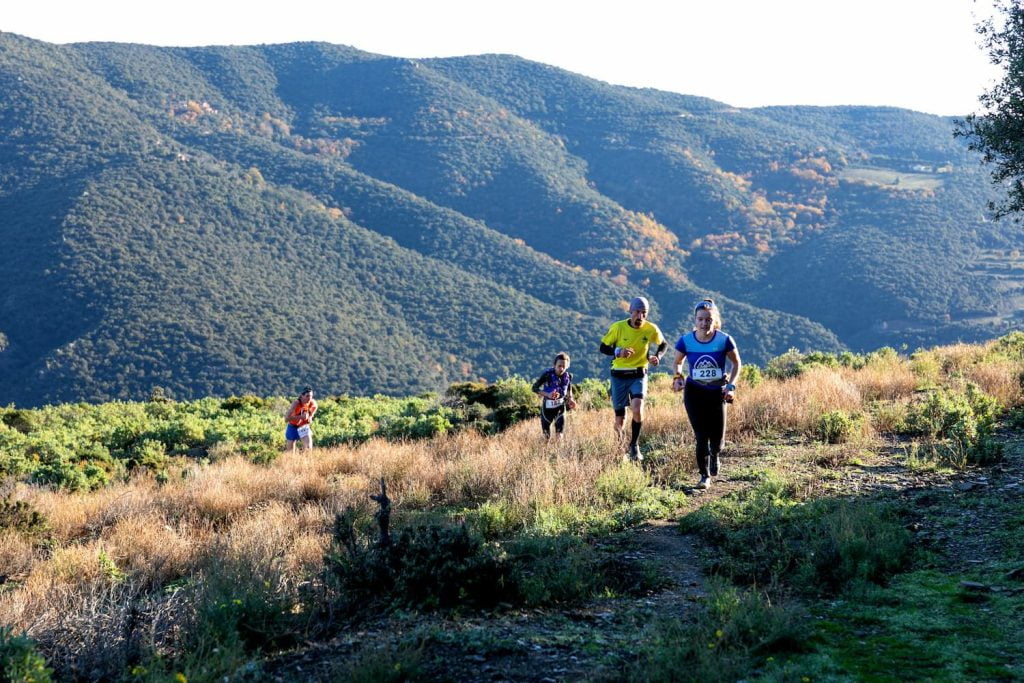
[675,331,736,390]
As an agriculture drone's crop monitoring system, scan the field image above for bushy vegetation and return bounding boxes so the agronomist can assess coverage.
[0,384,558,491]
[0,336,1020,679]
[0,626,52,683]
[3,33,1018,407]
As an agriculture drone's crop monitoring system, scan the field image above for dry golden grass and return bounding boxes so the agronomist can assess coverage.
[730,366,862,438]
[1,339,1018,648]
[0,530,35,580]
[930,343,987,374]
[101,511,195,586]
[844,359,918,402]
[964,360,1024,408]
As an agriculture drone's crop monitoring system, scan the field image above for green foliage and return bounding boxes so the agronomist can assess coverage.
[763,348,806,380]
[325,513,517,611]
[0,35,1009,406]
[632,579,810,683]
[764,347,881,380]
[815,410,861,444]
[572,377,609,410]
[0,388,554,490]
[955,1,1024,218]
[443,378,536,433]
[0,626,53,683]
[325,508,648,612]
[739,363,763,389]
[682,476,913,595]
[0,496,49,538]
[903,384,1003,466]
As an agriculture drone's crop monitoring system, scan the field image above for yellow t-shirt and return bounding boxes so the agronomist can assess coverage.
[601,319,665,370]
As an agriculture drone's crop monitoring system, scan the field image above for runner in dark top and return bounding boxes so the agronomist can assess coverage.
[671,299,741,488]
[531,352,577,441]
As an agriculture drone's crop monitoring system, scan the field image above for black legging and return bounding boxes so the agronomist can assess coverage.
[540,406,566,437]
[683,382,727,476]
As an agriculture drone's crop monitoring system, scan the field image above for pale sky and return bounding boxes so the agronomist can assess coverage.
[3,0,1003,117]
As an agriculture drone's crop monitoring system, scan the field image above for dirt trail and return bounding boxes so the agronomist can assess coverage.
[267,433,1024,681]
[267,475,747,682]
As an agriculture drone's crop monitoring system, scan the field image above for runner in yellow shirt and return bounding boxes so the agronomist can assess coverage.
[599,297,667,462]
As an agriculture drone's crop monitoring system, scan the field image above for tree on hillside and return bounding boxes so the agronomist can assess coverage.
[956,1,1024,219]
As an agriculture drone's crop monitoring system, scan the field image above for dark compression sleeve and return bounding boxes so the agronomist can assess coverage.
[600,343,616,356]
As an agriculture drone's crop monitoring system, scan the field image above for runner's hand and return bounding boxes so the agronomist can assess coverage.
[648,354,660,366]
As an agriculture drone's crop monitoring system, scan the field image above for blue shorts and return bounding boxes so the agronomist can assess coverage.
[285,423,308,441]
[610,374,647,411]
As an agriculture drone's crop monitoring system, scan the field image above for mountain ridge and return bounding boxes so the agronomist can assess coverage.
[0,33,1016,406]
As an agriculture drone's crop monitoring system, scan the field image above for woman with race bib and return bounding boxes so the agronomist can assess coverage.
[285,386,318,452]
[671,299,741,489]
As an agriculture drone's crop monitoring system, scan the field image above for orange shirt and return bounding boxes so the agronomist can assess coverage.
[287,399,317,426]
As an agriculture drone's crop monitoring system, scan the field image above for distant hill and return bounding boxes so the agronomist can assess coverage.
[0,34,1017,406]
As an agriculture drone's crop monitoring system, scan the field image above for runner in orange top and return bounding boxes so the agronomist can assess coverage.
[285,386,318,452]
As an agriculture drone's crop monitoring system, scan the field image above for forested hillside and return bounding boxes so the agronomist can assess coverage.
[0,34,1017,405]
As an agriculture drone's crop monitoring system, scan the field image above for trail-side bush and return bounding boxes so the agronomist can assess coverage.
[443,378,539,432]
[739,364,763,389]
[595,463,650,506]
[378,411,454,440]
[682,479,912,595]
[220,394,268,411]
[815,410,861,444]
[326,512,516,611]
[0,626,53,683]
[325,510,635,612]
[631,579,809,683]
[0,496,49,537]
[128,439,168,473]
[910,349,942,387]
[764,348,805,380]
[573,377,610,410]
[1,409,39,434]
[490,378,535,430]
[903,384,1003,466]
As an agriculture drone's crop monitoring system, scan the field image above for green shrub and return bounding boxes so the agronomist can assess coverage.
[326,513,517,611]
[632,579,809,683]
[0,626,53,683]
[489,378,535,430]
[1,409,38,434]
[162,416,207,449]
[573,377,610,410]
[682,479,912,595]
[379,411,453,440]
[0,497,49,537]
[903,385,1003,466]
[739,364,763,389]
[129,439,168,472]
[465,500,528,539]
[220,394,267,411]
[764,348,806,380]
[595,463,650,506]
[32,457,89,492]
[909,349,941,387]
[815,410,859,444]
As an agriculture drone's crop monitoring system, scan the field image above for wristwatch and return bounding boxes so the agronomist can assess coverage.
[725,383,736,392]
